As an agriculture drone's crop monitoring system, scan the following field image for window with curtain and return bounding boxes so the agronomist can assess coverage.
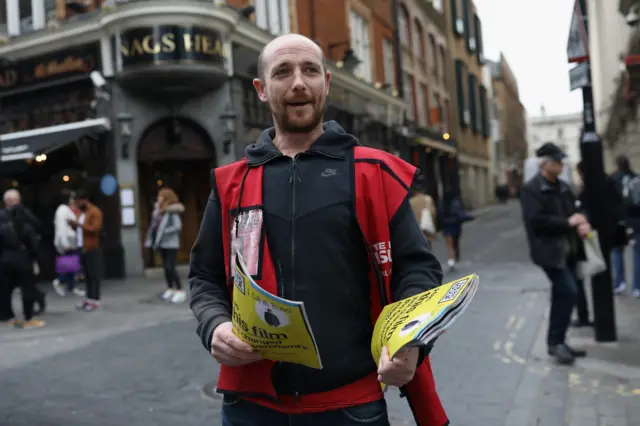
[403,73,415,121]
[412,19,423,59]
[255,0,290,35]
[349,10,371,82]
[399,4,410,47]
[416,83,426,126]
[382,38,395,87]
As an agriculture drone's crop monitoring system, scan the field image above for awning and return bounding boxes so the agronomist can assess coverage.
[0,118,111,162]
[416,137,457,154]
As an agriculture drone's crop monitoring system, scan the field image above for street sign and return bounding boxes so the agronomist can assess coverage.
[567,0,589,63]
[569,61,589,91]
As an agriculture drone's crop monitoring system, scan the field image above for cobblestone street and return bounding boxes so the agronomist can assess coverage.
[1,201,638,426]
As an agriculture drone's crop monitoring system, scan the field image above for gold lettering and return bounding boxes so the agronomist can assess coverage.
[32,56,91,79]
[0,69,18,87]
[130,39,145,56]
[160,33,176,52]
[142,35,161,54]
[183,34,194,52]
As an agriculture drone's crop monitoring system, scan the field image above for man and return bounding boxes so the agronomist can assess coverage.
[3,189,41,232]
[190,34,447,426]
[520,142,590,365]
[69,190,103,312]
[610,155,640,298]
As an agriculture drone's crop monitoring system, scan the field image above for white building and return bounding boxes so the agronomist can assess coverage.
[528,107,582,171]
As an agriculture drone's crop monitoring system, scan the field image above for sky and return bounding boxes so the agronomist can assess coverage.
[473,0,583,118]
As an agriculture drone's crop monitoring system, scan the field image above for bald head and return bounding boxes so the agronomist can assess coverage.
[257,34,326,81]
[3,189,20,207]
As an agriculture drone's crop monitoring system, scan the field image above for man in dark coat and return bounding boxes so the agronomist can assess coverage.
[520,142,590,365]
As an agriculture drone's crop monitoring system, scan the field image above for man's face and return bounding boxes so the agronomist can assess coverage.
[253,38,330,133]
[77,199,88,210]
[543,158,564,177]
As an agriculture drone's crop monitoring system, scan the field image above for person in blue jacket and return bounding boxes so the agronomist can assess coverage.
[439,190,473,270]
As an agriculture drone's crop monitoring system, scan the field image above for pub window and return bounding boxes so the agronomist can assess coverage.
[19,0,32,33]
[255,0,290,36]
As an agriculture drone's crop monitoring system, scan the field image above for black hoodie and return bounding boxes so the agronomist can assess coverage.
[190,121,443,396]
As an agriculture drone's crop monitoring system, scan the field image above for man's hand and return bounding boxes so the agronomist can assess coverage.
[577,222,592,238]
[568,213,587,227]
[67,219,77,229]
[377,346,419,387]
[210,321,262,366]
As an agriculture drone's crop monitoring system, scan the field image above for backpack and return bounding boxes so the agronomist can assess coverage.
[621,174,640,207]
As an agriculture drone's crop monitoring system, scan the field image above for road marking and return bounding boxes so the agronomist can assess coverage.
[504,340,527,364]
[493,340,501,351]
[566,373,639,397]
[506,315,516,330]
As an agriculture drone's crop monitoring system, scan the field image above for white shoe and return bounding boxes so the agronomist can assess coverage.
[161,289,174,301]
[72,288,86,297]
[614,283,627,295]
[52,279,66,297]
[447,259,456,270]
[633,289,640,299]
[171,290,186,304]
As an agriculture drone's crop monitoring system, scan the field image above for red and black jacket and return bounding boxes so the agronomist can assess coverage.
[189,121,448,425]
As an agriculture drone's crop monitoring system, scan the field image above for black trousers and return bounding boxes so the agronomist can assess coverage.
[1,266,39,321]
[81,249,102,301]
[160,248,181,290]
[575,277,591,323]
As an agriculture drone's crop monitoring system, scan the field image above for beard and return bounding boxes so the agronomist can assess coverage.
[272,98,326,133]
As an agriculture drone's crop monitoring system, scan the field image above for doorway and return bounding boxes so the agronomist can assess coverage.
[137,117,215,267]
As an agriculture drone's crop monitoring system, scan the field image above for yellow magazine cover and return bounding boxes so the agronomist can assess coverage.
[371,274,479,366]
[232,253,323,369]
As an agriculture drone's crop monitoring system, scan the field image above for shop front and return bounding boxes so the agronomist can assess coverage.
[0,42,124,279]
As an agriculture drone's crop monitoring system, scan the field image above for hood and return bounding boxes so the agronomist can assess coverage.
[165,203,185,214]
[245,120,358,165]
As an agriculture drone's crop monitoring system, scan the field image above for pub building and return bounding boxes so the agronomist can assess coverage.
[0,3,405,279]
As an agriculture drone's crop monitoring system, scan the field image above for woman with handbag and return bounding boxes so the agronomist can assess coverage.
[52,191,83,297]
[410,189,438,241]
[145,187,185,303]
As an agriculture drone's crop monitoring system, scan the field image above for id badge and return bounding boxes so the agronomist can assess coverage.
[230,209,263,277]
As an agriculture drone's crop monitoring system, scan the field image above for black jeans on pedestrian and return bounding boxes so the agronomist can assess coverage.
[81,249,102,301]
[542,265,578,347]
[2,266,38,321]
[159,248,181,290]
[0,276,14,320]
[221,397,390,426]
[574,277,590,324]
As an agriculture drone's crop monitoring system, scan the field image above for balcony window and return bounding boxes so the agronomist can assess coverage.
[255,0,290,35]
[382,37,395,87]
[399,4,410,47]
[349,10,371,82]
[403,73,415,121]
[416,83,426,127]
[412,19,424,59]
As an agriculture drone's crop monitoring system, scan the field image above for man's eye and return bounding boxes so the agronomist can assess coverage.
[305,66,318,73]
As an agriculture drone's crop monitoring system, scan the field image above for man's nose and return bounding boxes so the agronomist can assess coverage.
[291,69,307,91]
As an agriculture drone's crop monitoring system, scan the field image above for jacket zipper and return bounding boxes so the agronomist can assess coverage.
[289,155,301,404]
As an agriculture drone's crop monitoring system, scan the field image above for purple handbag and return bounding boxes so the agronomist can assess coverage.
[56,254,80,274]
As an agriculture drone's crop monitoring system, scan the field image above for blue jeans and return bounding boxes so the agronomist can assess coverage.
[221,396,390,426]
[611,246,626,288]
[542,266,578,347]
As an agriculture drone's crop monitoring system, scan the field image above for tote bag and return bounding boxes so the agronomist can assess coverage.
[56,253,81,274]
[577,231,607,280]
[420,208,436,235]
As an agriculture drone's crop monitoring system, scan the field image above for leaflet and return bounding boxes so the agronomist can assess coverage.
[232,253,323,370]
[371,274,479,370]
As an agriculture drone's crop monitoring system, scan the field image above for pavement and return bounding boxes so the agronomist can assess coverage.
[1,200,639,426]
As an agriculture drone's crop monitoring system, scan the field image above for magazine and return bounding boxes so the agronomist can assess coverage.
[232,253,322,369]
[370,274,479,389]
[232,252,479,376]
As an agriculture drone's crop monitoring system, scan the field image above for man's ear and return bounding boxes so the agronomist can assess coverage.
[325,71,331,95]
[253,78,268,102]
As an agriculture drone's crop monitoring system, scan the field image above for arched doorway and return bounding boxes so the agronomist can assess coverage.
[137,117,215,267]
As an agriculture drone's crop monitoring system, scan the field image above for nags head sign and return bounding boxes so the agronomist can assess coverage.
[118,25,226,68]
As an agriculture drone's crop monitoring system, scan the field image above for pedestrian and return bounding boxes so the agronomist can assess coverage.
[144,187,186,303]
[439,189,472,270]
[0,205,45,328]
[52,190,84,297]
[409,188,437,241]
[189,33,447,426]
[520,142,590,365]
[610,155,640,298]
[1,189,45,317]
[69,190,103,312]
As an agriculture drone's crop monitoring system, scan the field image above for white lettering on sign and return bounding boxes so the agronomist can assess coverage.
[372,241,392,265]
[1,144,30,154]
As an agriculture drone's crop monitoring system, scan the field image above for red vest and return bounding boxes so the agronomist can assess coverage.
[214,146,448,426]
